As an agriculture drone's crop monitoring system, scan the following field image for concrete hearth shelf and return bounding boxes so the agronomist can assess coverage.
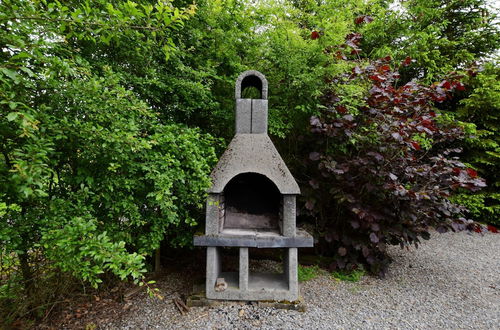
[193,229,313,248]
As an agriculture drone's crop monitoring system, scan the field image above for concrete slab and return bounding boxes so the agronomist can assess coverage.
[187,282,306,311]
[193,229,314,248]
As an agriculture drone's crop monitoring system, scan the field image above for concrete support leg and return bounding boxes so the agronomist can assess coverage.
[284,248,298,299]
[206,247,221,299]
[239,248,249,291]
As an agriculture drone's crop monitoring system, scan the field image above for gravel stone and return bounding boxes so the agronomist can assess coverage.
[105,231,499,329]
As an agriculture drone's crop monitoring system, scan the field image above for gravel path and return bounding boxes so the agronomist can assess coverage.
[106,231,499,329]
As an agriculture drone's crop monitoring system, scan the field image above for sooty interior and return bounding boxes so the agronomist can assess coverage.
[223,173,280,230]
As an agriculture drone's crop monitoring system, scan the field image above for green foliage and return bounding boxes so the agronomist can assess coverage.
[331,268,365,282]
[451,193,500,226]
[361,0,500,82]
[1,0,499,324]
[0,0,216,322]
[453,62,500,225]
[41,215,146,288]
[298,264,322,282]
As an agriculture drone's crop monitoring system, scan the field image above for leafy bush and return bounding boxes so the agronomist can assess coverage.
[1,0,216,323]
[452,62,500,226]
[361,0,500,82]
[303,57,486,275]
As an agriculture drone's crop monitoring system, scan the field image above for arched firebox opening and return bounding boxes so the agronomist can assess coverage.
[222,172,281,232]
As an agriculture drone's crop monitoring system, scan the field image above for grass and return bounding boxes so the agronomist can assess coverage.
[300,254,366,283]
[331,268,365,282]
[297,265,322,282]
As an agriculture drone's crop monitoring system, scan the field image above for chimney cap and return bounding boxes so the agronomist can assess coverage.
[235,70,268,99]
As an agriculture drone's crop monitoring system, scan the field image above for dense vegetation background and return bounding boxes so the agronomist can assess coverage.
[1,0,498,324]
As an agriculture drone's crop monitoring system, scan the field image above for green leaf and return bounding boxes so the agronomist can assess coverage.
[0,67,20,83]
[7,112,18,121]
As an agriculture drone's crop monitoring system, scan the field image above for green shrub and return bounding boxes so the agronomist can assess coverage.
[0,0,214,323]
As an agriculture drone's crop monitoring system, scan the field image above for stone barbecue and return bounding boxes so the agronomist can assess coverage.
[194,70,313,301]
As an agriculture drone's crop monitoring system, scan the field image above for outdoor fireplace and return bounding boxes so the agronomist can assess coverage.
[194,70,313,301]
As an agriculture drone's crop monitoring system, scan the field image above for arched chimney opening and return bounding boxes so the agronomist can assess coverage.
[222,173,281,231]
[240,75,263,99]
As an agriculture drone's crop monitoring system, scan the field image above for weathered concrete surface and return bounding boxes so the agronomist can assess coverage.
[205,194,222,235]
[207,134,301,195]
[187,283,306,311]
[206,247,221,300]
[285,248,298,296]
[282,195,296,237]
[250,99,268,134]
[235,99,252,134]
[235,70,268,99]
[194,229,313,248]
[235,99,268,134]
[239,248,249,291]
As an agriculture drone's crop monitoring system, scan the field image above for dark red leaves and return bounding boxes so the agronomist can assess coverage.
[391,132,403,142]
[467,69,478,77]
[487,225,498,233]
[345,33,362,55]
[441,80,451,89]
[309,179,319,189]
[335,51,347,60]
[466,168,478,178]
[454,81,466,91]
[311,31,320,40]
[380,64,391,72]
[336,105,347,113]
[354,15,374,25]
[402,56,413,66]
[369,74,385,82]
[306,54,484,274]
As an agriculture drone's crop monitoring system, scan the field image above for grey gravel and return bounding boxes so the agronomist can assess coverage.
[105,231,500,329]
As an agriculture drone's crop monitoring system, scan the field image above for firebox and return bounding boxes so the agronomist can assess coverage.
[194,70,313,301]
[222,173,281,233]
